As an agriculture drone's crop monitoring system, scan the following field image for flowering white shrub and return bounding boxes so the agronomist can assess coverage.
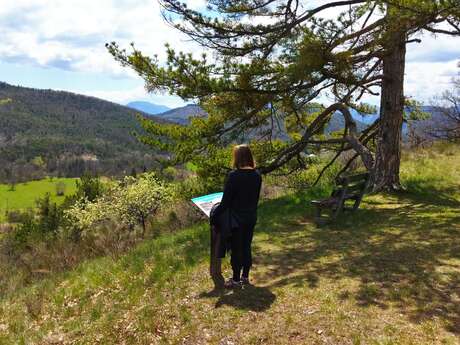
[117,173,172,234]
[65,196,114,232]
[65,173,172,236]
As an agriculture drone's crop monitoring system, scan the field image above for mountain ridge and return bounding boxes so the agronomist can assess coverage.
[126,101,170,115]
[0,82,167,181]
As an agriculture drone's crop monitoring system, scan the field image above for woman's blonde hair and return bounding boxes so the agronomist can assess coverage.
[232,144,256,169]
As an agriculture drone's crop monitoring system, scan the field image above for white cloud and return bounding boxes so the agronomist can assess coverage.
[0,0,203,76]
[407,32,460,63]
[405,59,459,102]
[0,0,459,106]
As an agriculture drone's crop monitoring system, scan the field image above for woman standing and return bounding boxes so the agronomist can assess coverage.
[211,144,262,288]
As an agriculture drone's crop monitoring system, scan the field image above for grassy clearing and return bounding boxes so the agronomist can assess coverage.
[0,178,78,222]
[0,144,459,344]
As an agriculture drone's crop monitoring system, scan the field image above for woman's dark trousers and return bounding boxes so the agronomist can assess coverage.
[231,224,255,281]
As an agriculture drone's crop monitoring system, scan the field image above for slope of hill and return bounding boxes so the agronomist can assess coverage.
[326,111,368,133]
[0,144,459,344]
[126,101,170,115]
[0,82,168,181]
[153,104,207,124]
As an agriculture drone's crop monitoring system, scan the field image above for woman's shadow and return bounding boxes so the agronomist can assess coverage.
[199,285,276,312]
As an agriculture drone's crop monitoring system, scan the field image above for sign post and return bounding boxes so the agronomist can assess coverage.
[191,192,225,288]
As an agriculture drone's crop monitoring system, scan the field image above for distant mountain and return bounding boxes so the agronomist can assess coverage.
[348,106,448,140]
[153,104,369,137]
[0,82,169,181]
[406,106,456,140]
[126,101,170,115]
[350,109,379,125]
[327,111,368,133]
[154,104,207,125]
[155,104,449,143]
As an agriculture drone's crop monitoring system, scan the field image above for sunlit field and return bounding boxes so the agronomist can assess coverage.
[0,178,78,222]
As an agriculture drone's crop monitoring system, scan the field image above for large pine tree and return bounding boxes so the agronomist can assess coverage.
[108,0,459,190]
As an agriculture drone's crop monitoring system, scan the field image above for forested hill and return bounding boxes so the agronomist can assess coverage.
[0,82,167,182]
[152,104,207,124]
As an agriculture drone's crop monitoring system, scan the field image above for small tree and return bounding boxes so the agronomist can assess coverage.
[11,194,63,248]
[8,181,16,192]
[66,173,171,237]
[32,156,45,169]
[35,194,62,235]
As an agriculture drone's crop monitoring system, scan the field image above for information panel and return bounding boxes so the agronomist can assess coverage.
[191,192,223,217]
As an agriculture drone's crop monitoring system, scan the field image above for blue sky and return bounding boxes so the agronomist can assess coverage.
[0,0,459,108]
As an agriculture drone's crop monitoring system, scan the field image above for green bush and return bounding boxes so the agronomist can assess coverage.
[6,194,64,250]
[60,173,104,210]
[11,214,39,250]
[35,194,63,235]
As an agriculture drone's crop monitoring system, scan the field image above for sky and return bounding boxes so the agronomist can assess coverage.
[0,0,459,108]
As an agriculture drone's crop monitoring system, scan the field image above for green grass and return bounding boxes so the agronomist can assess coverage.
[0,143,459,344]
[0,178,78,222]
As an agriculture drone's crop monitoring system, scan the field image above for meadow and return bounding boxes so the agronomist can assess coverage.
[0,143,459,344]
[0,178,78,222]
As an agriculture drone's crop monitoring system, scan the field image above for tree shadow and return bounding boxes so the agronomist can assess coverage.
[253,187,460,333]
[199,285,276,312]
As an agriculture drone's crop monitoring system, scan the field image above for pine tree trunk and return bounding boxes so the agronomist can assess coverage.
[373,30,406,191]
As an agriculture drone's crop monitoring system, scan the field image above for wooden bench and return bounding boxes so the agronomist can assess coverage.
[311,172,370,222]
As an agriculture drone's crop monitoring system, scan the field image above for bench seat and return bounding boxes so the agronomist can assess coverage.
[311,172,370,222]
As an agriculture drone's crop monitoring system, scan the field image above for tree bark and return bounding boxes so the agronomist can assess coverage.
[373,29,406,191]
[141,216,146,237]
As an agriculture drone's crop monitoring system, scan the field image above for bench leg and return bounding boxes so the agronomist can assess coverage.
[316,206,322,218]
[352,197,362,211]
[314,205,323,221]
[332,201,344,219]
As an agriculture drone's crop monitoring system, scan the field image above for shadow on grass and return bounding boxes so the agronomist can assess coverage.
[253,184,460,333]
[199,284,276,312]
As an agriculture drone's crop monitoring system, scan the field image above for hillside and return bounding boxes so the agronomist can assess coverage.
[0,143,459,344]
[126,101,170,115]
[153,104,207,124]
[0,82,168,181]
